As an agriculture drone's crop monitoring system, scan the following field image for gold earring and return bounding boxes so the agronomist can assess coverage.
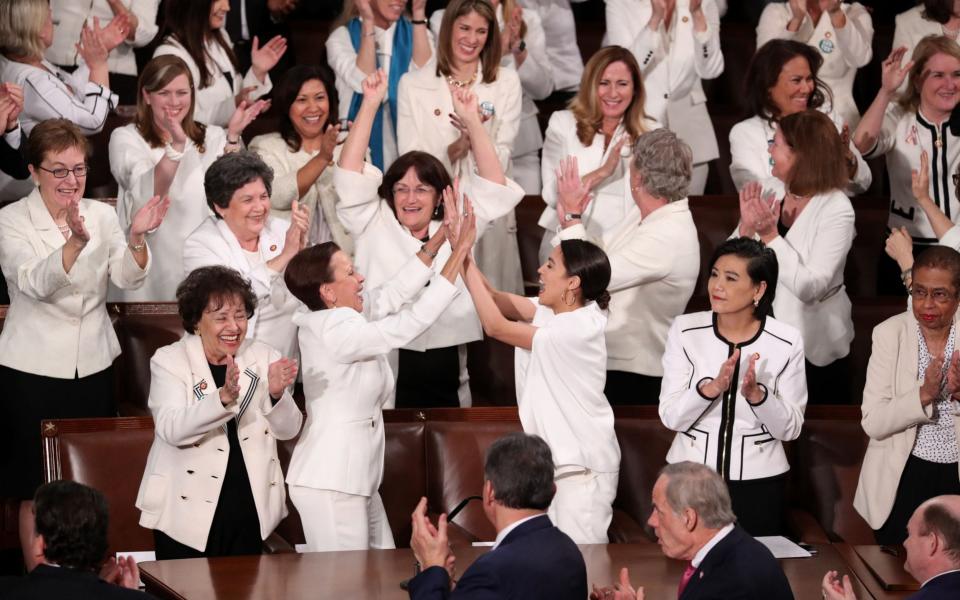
[562,290,576,307]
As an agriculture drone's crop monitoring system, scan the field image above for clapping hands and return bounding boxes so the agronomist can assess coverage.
[0,83,24,132]
[738,181,780,242]
[556,156,593,225]
[268,356,298,398]
[220,355,242,406]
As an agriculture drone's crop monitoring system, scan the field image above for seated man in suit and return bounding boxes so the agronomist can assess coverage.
[407,432,587,600]
[4,480,153,599]
[823,495,960,600]
[591,461,793,600]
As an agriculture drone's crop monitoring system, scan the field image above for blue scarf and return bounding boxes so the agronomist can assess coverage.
[347,16,413,170]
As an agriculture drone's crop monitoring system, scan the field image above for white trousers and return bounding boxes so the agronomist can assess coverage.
[289,486,396,552]
[689,162,709,196]
[547,469,619,544]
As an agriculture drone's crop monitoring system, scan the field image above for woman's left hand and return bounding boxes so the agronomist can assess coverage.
[76,22,110,68]
[945,350,960,401]
[268,356,298,397]
[227,99,270,141]
[442,178,463,245]
[451,88,482,126]
[251,35,288,79]
[130,195,171,237]
[319,123,342,162]
[740,352,764,405]
[740,184,780,242]
[884,227,914,272]
[556,156,593,224]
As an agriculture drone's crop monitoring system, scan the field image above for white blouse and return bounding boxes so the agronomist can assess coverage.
[913,323,959,464]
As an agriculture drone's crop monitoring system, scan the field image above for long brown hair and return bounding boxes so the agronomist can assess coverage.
[778,110,848,196]
[569,46,650,147]
[160,0,239,89]
[135,55,207,152]
[436,0,501,83]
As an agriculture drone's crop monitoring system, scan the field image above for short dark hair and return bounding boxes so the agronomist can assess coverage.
[204,151,275,217]
[484,433,555,510]
[378,151,452,221]
[710,238,779,319]
[914,245,960,290]
[26,119,91,167]
[176,266,257,333]
[778,110,849,196]
[284,242,341,310]
[919,500,960,564]
[559,239,612,310]
[923,0,956,24]
[33,481,109,572]
[745,39,830,122]
[275,65,339,153]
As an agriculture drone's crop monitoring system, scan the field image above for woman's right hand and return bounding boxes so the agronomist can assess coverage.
[920,354,945,407]
[880,47,914,95]
[884,227,914,272]
[556,156,593,224]
[356,0,375,22]
[159,109,188,148]
[76,22,110,68]
[361,69,388,107]
[598,136,628,180]
[219,355,241,406]
[284,199,310,253]
[319,123,342,163]
[737,182,764,238]
[699,349,740,399]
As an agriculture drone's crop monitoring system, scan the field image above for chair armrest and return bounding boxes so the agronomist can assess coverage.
[263,531,297,554]
[787,508,831,544]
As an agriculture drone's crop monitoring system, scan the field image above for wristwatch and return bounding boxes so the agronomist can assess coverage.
[563,213,581,222]
[419,243,438,259]
[514,39,526,54]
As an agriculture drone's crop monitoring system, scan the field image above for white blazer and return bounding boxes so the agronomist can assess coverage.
[183,217,302,360]
[108,123,226,301]
[286,257,458,496]
[757,2,873,128]
[556,199,700,377]
[660,311,808,481]
[518,0,584,92]
[136,334,303,552]
[0,190,149,378]
[605,0,724,165]
[154,36,271,128]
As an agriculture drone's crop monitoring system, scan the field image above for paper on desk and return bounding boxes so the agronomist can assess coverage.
[471,541,495,547]
[116,551,155,588]
[755,536,812,559]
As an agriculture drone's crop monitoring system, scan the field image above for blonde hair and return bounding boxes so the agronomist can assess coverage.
[436,0,501,83]
[0,0,47,59]
[899,35,960,113]
[135,56,207,152]
[569,46,650,147]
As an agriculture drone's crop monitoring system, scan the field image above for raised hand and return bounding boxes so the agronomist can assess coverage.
[442,179,463,245]
[884,227,914,272]
[65,199,91,244]
[737,181,763,238]
[220,355,241,406]
[740,352,764,404]
[920,354,945,407]
[235,85,258,108]
[556,156,593,224]
[600,136,629,179]
[361,69,389,106]
[788,0,807,20]
[251,35,288,79]
[945,350,960,401]
[740,185,780,241]
[410,497,452,570]
[268,356,298,397]
[589,567,643,600]
[456,195,477,253]
[76,22,109,68]
[227,98,270,141]
[158,108,188,147]
[820,0,843,14]
[356,0,375,22]
[0,95,19,133]
[699,349,740,399]
[911,150,932,204]
[319,123,342,162]
[130,195,170,237]
[880,47,914,94]
[97,13,131,51]
[451,87,481,125]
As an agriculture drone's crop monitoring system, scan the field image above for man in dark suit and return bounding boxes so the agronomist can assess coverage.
[3,481,155,600]
[225,0,296,74]
[407,433,587,600]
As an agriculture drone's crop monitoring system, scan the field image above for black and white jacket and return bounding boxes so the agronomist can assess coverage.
[659,311,808,481]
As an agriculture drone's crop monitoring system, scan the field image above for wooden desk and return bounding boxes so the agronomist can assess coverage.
[140,543,881,600]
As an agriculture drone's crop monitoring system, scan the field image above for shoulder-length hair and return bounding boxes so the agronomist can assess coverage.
[709,238,779,319]
[275,65,339,153]
[778,110,848,196]
[0,0,47,59]
[922,0,957,24]
[135,55,207,152]
[569,46,650,147]
[436,0,501,83]
[898,35,960,113]
[378,151,452,222]
[745,39,830,123]
[160,0,239,89]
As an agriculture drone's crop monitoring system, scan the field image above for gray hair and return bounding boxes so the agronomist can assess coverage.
[659,462,736,529]
[204,151,274,217]
[631,128,693,203]
[484,433,555,510]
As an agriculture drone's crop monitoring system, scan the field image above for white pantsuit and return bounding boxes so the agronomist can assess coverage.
[518,0,584,92]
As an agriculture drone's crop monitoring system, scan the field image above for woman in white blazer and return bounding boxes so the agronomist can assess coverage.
[0,119,166,569]
[326,0,434,171]
[605,0,724,195]
[282,209,474,551]
[736,110,855,404]
[660,237,807,536]
[183,151,309,360]
[153,0,285,128]
[757,2,873,128]
[729,39,871,196]
[110,55,267,302]
[248,65,354,254]
[538,46,658,264]
[336,70,523,408]
[894,1,960,91]
[854,246,960,545]
[136,266,302,558]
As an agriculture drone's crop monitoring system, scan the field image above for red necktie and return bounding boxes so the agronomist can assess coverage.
[677,562,697,598]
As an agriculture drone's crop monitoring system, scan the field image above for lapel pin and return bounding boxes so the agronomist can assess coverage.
[200,381,207,390]
[434,108,442,116]
[269,244,277,252]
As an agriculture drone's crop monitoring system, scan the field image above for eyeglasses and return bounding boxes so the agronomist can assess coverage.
[392,185,433,197]
[911,287,958,303]
[38,165,88,179]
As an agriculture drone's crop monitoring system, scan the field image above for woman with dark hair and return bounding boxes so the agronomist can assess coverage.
[335,71,522,408]
[283,197,475,552]
[895,2,960,78]
[153,0,286,127]
[461,222,620,544]
[729,39,871,195]
[659,237,807,536]
[736,109,855,404]
[249,65,353,252]
[136,265,302,559]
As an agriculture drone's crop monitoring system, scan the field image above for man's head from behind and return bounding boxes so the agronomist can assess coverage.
[648,462,736,562]
[903,495,960,583]
[32,480,109,572]
[482,433,555,524]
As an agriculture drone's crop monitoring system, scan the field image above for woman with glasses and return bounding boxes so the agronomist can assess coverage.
[855,245,960,545]
[0,119,168,570]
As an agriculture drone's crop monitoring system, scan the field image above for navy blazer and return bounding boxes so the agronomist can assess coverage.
[2,564,156,600]
[910,570,960,600]
[408,514,587,600]
[680,525,794,600]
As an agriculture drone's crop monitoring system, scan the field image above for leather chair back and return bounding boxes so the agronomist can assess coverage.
[110,303,184,416]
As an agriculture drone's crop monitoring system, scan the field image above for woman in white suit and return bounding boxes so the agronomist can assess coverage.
[894,1,960,88]
[137,266,302,558]
[605,0,724,195]
[757,1,873,129]
[282,203,475,552]
[183,151,309,361]
[736,110,855,404]
[336,71,523,408]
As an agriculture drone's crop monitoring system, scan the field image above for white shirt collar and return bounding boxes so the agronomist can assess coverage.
[492,514,547,550]
[691,523,735,568]
[921,568,960,588]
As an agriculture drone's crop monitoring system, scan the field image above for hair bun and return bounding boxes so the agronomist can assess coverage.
[594,291,611,311]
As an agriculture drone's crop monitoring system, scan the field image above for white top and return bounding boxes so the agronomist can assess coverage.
[492,513,548,549]
[0,56,116,136]
[286,257,458,495]
[692,523,735,567]
[756,2,873,128]
[913,323,960,464]
[154,35,271,128]
[518,0,584,92]
[515,300,621,473]
[108,122,226,301]
[47,0,161,76]
[0,190,150,378]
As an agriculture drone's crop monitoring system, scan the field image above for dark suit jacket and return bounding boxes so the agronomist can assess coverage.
[0,133,29,180]
[910,570,960,600]
[1,564,156,599]
[408,514,587,600]
[680,525,794,600]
